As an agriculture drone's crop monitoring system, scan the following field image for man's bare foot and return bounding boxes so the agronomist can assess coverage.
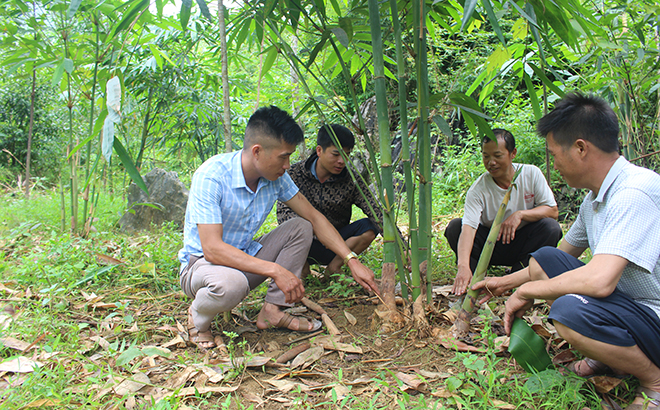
[187,306,215,349]
[256,302,319,331]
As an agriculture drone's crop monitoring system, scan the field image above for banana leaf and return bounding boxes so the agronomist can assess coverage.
[509,317,552,373]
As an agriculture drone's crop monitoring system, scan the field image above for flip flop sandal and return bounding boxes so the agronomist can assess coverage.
[187,307,216,349]
[624,387,660,410]
[564,358,617,378]
[275,312,322,333]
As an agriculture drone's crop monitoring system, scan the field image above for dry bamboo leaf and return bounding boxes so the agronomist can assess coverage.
[432,285,453,298]
[23,399,62,408]
[162,366,198,389]
[267,378,311,393]
[0,336,31,352]
[588,376,624,394]
[344,310,357,326]
[0,313,13,330]
[291,346,324,369]
[90,336,110,350]
[162,335,186,349]
[531,323,552,338]
[157,385,238,401]
[113,372,150,396]
[92,302,119,310]
[318,341,362,354]
[317,298,337,304]
[0,356,41,373]
[95,253,124,265]
[325,384,350,399]
[491,399,516,409]
[395,372,427,392]
[436,329,486,353]
[216,356,272,369]
[322,313,341,335]
[416,369,451,380]
[430,388,454,398]
[241,392,264,405]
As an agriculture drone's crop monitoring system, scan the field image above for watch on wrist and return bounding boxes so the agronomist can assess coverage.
[343,251,358,265]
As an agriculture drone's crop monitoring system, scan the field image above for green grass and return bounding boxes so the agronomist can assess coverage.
[0,188,608,410]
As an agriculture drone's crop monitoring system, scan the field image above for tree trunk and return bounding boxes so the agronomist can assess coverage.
[25,67,36,199]
[219,0,232,153]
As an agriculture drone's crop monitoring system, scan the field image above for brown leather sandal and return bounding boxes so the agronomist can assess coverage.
[274,312,322,333]
[187,307,216,349]
[624,387,660,410]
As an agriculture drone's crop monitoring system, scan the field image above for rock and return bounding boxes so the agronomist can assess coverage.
[118,168,188,233]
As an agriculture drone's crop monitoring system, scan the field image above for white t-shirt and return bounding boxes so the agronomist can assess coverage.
[463,163,556,230]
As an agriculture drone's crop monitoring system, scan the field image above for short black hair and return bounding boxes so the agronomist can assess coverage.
[244,105,304,149]
[536,92,619,153]
[317,124,355,150]
[482,128,515,153]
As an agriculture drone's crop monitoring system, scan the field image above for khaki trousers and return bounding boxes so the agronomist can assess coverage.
[180,218,313,332]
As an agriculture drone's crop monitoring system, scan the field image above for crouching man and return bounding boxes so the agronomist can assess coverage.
[177,106,379,349]
[474,92,660,410]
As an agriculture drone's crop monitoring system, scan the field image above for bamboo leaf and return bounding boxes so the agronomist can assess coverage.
[432,115,452,139]
[67,0,83,19]
[180,0,192,30]
[481,0,505,45]
[527,63,564,98]
[112,0,149,37]
[509,318,552,373]
[51,60,64,86]
[285,0,301,30]
[260,45,279,79]
[331,27,349,48]
[460,0,479,32]
[522,72,542,121]
[338,17,353,43]
[307,30,329,68]
[113,138,148,195]
[195,0,212,22]
[63,58,74,74]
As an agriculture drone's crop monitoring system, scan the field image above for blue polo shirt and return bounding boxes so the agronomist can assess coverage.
[178,151,299,269]
[564,156,660,318]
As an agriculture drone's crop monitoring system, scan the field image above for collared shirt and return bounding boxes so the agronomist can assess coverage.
[177,151,299,269]
[565,156,660,317]
[463,163,557,229]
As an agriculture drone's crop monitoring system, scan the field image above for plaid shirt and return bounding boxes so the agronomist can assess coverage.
[178,151,299,269]
[277,152,384,234]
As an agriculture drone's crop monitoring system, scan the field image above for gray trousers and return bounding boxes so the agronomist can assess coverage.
[180,218,313,332]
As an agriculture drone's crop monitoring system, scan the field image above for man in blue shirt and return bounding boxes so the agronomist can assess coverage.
[178,106,379,349]
[473,93,660,409]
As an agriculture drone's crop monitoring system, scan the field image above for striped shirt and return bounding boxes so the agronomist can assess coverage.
[177,151,299,269]
[565,156,660,318]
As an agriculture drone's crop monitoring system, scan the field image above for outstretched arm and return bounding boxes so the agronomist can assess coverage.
[284,192,380,295]
[452,224,477,295]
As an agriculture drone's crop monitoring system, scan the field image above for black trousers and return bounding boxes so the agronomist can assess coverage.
[443,217,563,273]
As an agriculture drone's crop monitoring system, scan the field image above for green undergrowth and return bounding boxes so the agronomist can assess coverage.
[0,189,607,410]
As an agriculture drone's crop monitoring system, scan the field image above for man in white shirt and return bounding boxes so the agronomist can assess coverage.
[445,129,562,295]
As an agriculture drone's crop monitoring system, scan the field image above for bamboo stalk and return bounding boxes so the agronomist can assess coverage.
[414,0,433,302]
[368,0,404,330]
[454,168,523,337]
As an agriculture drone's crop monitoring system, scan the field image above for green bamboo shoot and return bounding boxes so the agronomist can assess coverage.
[455,168,523,336]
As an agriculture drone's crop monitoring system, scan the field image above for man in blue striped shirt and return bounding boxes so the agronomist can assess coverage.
[178,106,379,349]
